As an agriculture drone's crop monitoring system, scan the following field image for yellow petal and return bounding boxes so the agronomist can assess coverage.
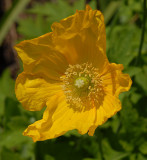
[14,32,53,66]
[51,5,107,69]
[101,63,132,97]
[23,93,96,141]
[88,63,132,135]
[14,33,68,81]
[15,72,62,111]
[88,94,121,136]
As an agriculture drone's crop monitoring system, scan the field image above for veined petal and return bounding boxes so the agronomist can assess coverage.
[14,33,68,81]
[23,93,96,141]
[51,5,107,69]
[88,63,132,136]
[101,63,132,97]
[14,32,53,66]
[15,72,62,111]
[88,94,121,136]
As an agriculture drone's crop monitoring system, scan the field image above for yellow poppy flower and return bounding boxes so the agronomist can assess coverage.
[14,5,132,142]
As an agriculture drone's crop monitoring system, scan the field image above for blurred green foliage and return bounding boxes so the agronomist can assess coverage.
[0,0,147,160]
[0,0,30,45]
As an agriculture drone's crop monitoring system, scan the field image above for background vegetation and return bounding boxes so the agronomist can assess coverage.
[0,0,147,160]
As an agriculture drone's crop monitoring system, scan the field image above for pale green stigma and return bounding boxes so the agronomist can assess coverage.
[74,77,89,89]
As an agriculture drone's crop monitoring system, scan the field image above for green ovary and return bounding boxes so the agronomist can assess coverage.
[74,77,89,90]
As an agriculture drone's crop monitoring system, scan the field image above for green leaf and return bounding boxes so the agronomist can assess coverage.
[130,92,142,104]
[64,129,81,137]
[0,69,15,116]
[17,16,50,39]
[104,1,121,24]
[102,139,130,160]
[88,0,97,10]
[137,154,147,160]
[83,158,97,160]
[107,26,139,66]
[0,130,33,149]
[121,97,139,131]
[139,141,147,155]
[73,0,85,11]
[0,69,15,98]
[45,155,55,160]
[119,140,134,152]
[4,98,21,123]
[0,147,23,160]
[135,66,147,94]
[124,66,142,77]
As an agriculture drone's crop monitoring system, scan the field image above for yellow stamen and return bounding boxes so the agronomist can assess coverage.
[60,63,104,108]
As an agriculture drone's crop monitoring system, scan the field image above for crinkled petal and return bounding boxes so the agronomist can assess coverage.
[14,32,53,66]
[101,63,132,97]
[14,33,68,81]
[88,94,121,136]
[15,72,62,111]
[51,5,108,69]
[23,93,96,141]
[88,63,132,135]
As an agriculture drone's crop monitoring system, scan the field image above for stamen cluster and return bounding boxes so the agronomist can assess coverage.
[61,63,104,109]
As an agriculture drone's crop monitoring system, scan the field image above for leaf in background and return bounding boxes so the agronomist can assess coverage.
[17,0,96,40]
[17,16,51,39]
[137,154,147,160]
[120,97,139,131]
[45,155,55,160]
[0,0,30,45]
[83,158,98,160]
[64,129,81,138]
[4,98,21,127]
[124,66,142,77]
[102,139,130,160]
[0,147,23,160]
[104,1,121,24]
[119,1,142,24]
[88,0,97,10]
[130,92,142,104]
[0,130,32,149]
[18,0,75,39]
[135,66,147,94]
[0,70,15,116]
[0,70,15,98]
[107,25,139,66]
[139,141,147,155]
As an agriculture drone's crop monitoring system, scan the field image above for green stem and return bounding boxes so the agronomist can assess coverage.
[136,0,147,65]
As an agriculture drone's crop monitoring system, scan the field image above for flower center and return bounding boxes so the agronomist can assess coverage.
[60,63,103,108]
[74,77,89,89]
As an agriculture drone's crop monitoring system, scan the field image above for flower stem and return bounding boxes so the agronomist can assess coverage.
[136,0,147,65]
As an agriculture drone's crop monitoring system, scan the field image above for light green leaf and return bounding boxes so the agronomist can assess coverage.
[104,1,121,24]
[124,66,142,77]
[107,26,139,66]
[102,139,130,160]
[139,141,147,155]
[0,69,15,116]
